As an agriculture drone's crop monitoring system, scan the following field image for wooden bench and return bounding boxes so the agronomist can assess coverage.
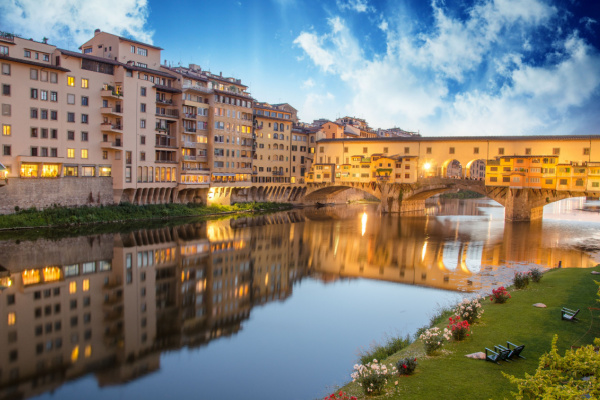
[485,347,511,365]
[561,307,580,321]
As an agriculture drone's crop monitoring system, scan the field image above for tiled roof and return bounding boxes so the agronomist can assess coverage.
[0,53,70,72]
[59,49,121,65]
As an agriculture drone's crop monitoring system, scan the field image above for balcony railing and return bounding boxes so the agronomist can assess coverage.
[101,122,122,131]
[101,106,123,114]
[0,31,15,42]
[155,137,177,148]
[156,98,174,105]
[183,127,197,133]
[182,166,211,172]
[156,109,179,118]
[183,113,197,119]
[182,83,212,93]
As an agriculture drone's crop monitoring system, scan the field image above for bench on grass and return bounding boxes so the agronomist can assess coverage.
[485,347,511,365]
[561,307,580,321]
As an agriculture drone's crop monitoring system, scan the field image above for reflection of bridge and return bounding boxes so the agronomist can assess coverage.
[307,135,600,221]
[305,177,596,221]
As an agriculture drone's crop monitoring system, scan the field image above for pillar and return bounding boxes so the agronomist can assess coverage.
[504,189,543,222]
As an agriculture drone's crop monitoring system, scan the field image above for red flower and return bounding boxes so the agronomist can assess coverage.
[403,364,407,368]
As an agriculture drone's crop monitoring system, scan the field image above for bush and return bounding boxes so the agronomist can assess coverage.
[446,315,470,341]
[528,268,543,283]
[513,272,530,289]
[396,357,418,375]
[359,335,411,365]
[504,335,600,399]
[351,360,394,395]
[453,296,484,324]
[419,327,446,355]
[490,286,511,303]
[323,391,357,400]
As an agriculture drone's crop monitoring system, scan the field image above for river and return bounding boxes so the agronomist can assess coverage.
[0,198,599,400]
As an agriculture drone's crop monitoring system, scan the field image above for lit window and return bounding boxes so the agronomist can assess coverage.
[8,312,16,326]
[69,281,76,294]
[81,149,88,159]
[71,346,79,363]
[67,76,75,86]
[84,345,92,358]
[81,78,88,88]
[2,124,10,135]
[67,148,74,158]
[83,279,89,291]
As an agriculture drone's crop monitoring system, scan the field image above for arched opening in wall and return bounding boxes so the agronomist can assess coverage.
[465,159,487,180]
[441,159,463,178]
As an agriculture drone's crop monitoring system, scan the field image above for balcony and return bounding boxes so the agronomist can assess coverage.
[273,171,284,176]
[101,122,123,133]
[183,126,197,134]
[101,139,123,150]
[183,113,197,120]
[156,98,174,105]
[182,166,210,172]
[101,85,123,98]
[101,106,123,116]
[155,136,177,148]
[182,83,212,93]
[156,109,179,119]
[181,140,197,148]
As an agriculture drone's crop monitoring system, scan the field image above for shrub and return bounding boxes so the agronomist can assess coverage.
[359,335,411,365]
[513,272,530,289]
[351,360,395,395]
[419,327,446,355]
[528,268,543,283]
[504,335,600,399]
[490,286,511,303]
[453,296,484,324]
[396,357,418,375]
[323,391,357,400]
[446,315,471,341]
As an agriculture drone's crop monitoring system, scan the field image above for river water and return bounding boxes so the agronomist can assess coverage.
[0,198,599,400]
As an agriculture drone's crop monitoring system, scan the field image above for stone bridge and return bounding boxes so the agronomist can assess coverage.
[305,177,595,221]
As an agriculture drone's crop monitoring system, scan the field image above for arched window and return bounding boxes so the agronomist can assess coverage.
[274,124,278,131]
[280,123,284,131]
[274,133,278,139]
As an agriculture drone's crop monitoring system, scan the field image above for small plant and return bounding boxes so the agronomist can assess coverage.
[419,327,446,355]
[453,296,484,324]
[396,357,418,375]
[351,360,395,395]
[446,315,471,341]
[323,391,357,400]
[359,335,411,365]
[490,286,511,304]
[513,271,530,289]
[528,268,543,283]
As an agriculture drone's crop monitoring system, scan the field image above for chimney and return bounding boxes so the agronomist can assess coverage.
[94,29,101,36]
[219,71,222,77]
[42,37,48,44]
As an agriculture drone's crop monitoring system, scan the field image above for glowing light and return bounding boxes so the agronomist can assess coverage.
[71,346,79,363]
[361,212,367,236]
[424,163,431,171]
[421,242,428,261]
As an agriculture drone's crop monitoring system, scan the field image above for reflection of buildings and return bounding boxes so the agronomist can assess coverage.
[0,212,310,399]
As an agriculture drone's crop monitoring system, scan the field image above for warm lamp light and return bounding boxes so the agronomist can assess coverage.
[424,163,431,170]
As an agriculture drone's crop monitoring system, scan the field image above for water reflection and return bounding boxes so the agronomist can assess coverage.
[0,199,598,399]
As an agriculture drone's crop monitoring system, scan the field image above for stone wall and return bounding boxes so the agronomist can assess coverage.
[0,177,114,215]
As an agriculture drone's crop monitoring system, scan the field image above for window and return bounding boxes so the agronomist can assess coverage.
[81,114,88,124]
[1,63,9,75]
[51,129,57,138]
[553,148,560,155]
[2,124,10,136]
[102,151,108,160]
[140,87,146,96]
[67,93,75,104]
[525,148,532,155]
[81,131,88,141]
[30,68,38,80]
[449,147,455,154]
[30,108,38,118]
[30,147,38,156]
[81,166,94,176]
[140,103,146,112]
[67,76,75,86]
[40,147,48,157]
[81,78,88,88]
[140,136,146,145]
[40,109,48,120]
[24,50,31,58]
[140,119,146,128]
[2,84,10,96]
[559,179,567,185]
[140,152,145,161]
[584,148,591,156]
[50,148,57,157]
[50,72,57,83]
[125,166,131,182]
[137,47,148,56]
[67,112,75,122]
[131,45,136,53]
[41,128,48,137]
[498,147,505,155]
[473,147,479,154]
[81,96,88,106]
[0,45,7,55]
[363,147,368,154]
[31,88,38,99]
[31,127,38,137]
[81,149,88,159]
[67,131,75,140]
[67,148,75,158]
[3,145,10,155]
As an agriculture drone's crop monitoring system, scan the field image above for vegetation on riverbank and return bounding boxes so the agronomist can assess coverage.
[0,202,292,231]
[333,265,600,399]
[438,190,484,199]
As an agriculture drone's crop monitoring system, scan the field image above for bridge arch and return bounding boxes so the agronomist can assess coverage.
[441,158,463,178]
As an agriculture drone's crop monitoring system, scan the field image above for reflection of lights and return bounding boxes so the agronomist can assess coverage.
[421,242,427,261]
[265,273,269,285]
[361,212,367,236]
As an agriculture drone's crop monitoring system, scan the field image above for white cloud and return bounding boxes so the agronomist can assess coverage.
[580,16,597,33]
[302,92,336,120]
[378,20,389,32]
[336,0,373,13]
[294,0,600,136]
[302,78,316,89]
[0,0,153,47]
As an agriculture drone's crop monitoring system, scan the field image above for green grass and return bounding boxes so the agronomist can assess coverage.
[0,201,292,231]
[359,335,412,365]
[339,265,600,399]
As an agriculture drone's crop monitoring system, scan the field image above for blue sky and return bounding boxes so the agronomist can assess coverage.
[2,0,600,136]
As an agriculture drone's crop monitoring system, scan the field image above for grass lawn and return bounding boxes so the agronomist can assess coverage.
[337,265,600,400]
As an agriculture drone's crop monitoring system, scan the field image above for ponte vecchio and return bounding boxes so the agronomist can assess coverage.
[305,135,600,221]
